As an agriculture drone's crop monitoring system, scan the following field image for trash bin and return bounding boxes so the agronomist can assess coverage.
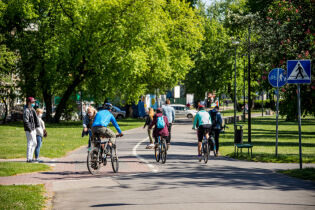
[234,125,243,144]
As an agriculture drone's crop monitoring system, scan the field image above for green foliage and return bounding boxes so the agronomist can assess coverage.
[0,184,46,210]
[252,0,315,120]
[1,0,204,121]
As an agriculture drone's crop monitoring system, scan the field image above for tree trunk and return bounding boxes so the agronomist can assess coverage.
[53,76,84,123]
[43,90,53,122]
[1,97,8,124]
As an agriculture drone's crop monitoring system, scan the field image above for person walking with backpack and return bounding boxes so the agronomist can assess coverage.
[162,99,175,146]
[149,108,169,148]
[209,106,223,156]
[23,97,40,162]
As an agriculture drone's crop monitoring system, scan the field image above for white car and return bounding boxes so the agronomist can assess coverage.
[169,104,197,119]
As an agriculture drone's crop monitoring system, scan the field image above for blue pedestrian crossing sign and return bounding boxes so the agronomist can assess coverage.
[268,68,287,87]
[287,60,311,84]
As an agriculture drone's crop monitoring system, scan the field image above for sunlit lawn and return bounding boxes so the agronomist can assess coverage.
[0,118,144,159]
[0,184,46,210]
[220,116,315,163]
[0,162,51,177]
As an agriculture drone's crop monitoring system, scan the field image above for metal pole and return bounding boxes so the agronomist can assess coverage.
[275,87,279,157]
[261,68,264,117]
[297,84,302,169]
[234,46,237,131]
[243,56,246,122]
[248,24,251,143]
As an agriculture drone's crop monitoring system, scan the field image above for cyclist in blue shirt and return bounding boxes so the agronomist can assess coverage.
[192,105,212,158]
[92,104,123,146]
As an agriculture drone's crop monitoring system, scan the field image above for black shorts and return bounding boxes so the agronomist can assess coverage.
[197,124,212,142]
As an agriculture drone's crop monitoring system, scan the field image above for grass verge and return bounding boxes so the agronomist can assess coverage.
[0,118,144,159]
[0,184,46,210]
[278,168,315,182]
[0,162,51,177]
[220,116,315,163]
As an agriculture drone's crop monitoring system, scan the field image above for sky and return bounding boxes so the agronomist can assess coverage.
[201,0,215,7]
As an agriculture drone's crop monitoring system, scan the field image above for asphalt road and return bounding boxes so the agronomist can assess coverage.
[53,119,315,210]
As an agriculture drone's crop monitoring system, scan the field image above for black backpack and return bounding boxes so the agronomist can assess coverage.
[210,110,217,127]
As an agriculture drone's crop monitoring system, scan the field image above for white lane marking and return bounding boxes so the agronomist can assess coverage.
[132,137,158,173]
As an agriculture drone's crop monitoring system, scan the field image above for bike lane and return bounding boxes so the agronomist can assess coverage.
[53,118,315,210]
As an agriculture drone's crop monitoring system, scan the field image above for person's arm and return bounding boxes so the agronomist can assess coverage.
[192,114,198,129]
[172,108,175,123]
[218,113,223,129]
[110,114,122,134]
[164,116,169,127]
[149,115,156,129]
[33,110,40,128]
[23,109,31,131]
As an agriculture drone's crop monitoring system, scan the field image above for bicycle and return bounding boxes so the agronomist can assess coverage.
[87,134,121,175]
[155,136,167,164]
[201,130,216,163]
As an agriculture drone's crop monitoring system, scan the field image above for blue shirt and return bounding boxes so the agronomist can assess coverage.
[162,105,175,123]
[92,110,122,133]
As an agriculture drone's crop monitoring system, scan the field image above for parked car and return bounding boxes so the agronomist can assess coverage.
[169,104,197,119]
[111,106,126,119]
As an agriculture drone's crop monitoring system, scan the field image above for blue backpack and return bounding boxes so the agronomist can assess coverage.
[157,116,165,129]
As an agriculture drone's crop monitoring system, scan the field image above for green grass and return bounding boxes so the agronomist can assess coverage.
[278,168,315,182]
[0,118,144,159]
[220,116,315,163]
[0,162,51,177]
[0,184,46,210]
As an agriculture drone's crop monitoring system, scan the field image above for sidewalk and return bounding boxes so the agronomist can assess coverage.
[0,127,151,189]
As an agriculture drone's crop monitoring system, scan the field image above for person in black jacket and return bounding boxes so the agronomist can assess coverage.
[143,108,154,149]
[23,97,40,162]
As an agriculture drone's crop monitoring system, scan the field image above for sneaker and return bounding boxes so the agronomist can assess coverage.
[198,154,202,162]
[145,144,154,149]
[26,159,32,163]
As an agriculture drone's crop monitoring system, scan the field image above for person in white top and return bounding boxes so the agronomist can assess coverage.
[34,108,46,162]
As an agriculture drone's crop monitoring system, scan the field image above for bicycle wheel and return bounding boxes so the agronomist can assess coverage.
[203,141,209,163]
[161,139,167,164]
[111,145,119,173]
[155,144,160,162]
[87,148,101,175]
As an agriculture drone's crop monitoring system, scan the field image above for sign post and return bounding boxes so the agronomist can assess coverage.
[287,60,311,170]
[268,68,287,157]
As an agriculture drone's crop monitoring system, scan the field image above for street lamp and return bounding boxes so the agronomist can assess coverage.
[232,41,239,131]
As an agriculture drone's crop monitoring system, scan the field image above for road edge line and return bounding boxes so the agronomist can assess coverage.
[132,137,158,173]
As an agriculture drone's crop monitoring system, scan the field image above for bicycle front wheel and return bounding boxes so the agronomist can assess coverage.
[87,148,101,175]
[203,142,209,163]
[111,145,119,173]
[161,140,167,164]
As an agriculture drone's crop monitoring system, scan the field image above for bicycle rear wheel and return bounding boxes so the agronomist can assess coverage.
[87,148,101,175]
[111,145,119,173]
[203,141,209,163]
[161,139,167,164]
[155,145,160,162]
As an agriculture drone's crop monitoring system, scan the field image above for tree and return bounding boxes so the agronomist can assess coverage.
[1,0,204,122]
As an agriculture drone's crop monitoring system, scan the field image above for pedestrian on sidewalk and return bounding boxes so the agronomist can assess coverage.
[209,106,223,156]
[143,108,154,149]
[34,108,46,162]
[162,99,175,146]
[149,108,169,148]
[83,106,97,149]
[23,97,40,162]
